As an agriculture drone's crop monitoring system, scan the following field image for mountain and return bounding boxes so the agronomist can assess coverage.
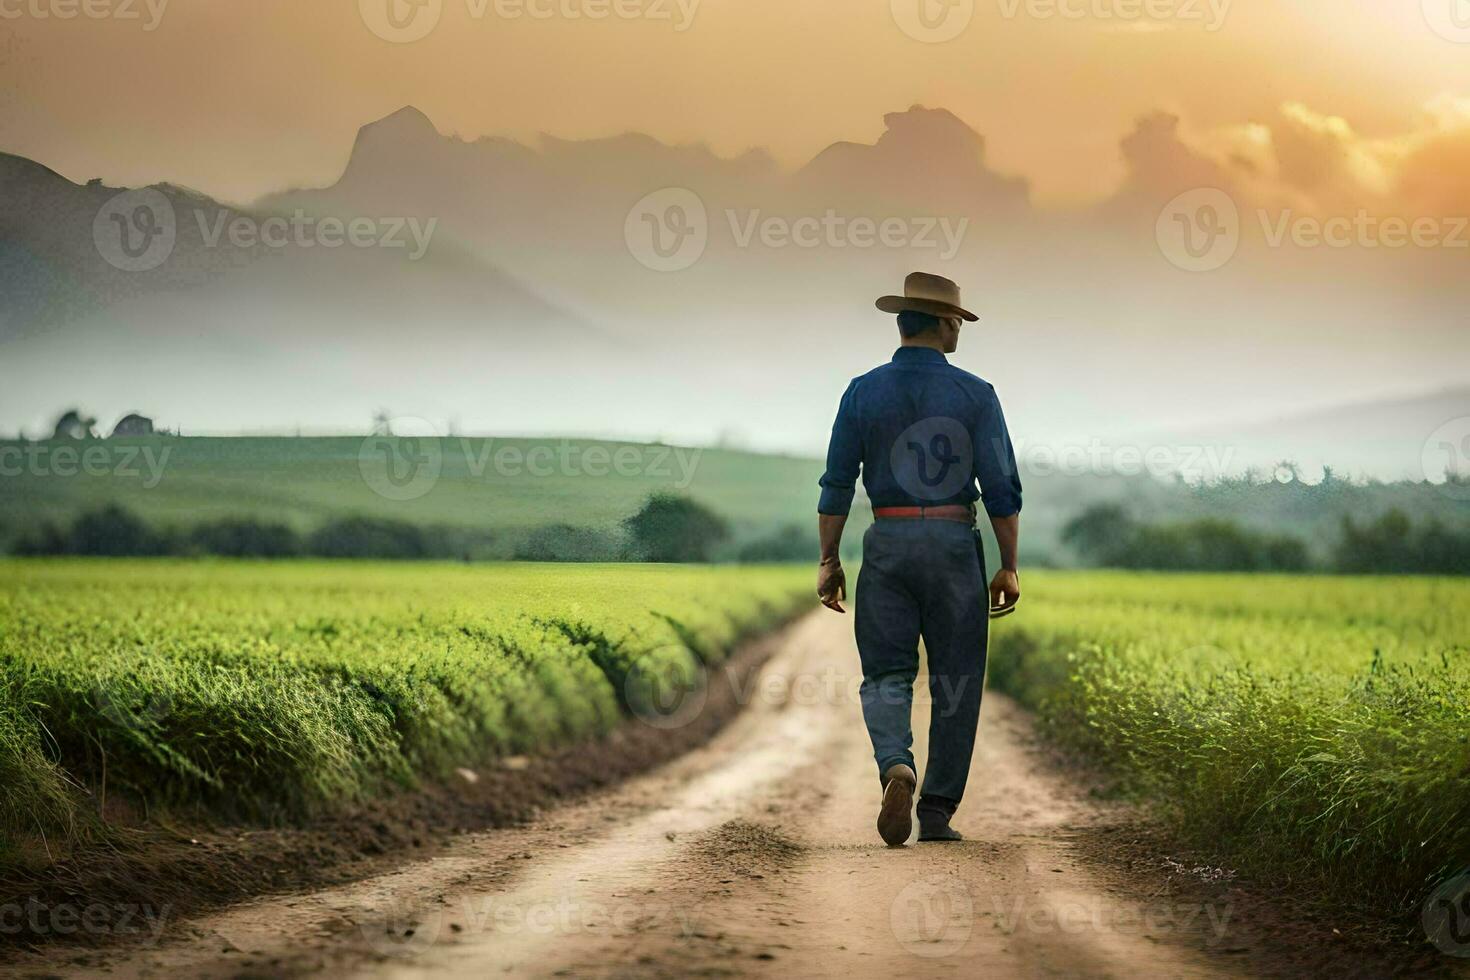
[0,152,260,339]
[1148,386,1470,481]
[3,105,1467,455]
[0,145,596,347]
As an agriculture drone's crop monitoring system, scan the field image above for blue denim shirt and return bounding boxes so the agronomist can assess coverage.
[818,347,1022,518]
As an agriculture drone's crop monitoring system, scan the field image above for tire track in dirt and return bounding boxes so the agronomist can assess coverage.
[14,610,1381,979]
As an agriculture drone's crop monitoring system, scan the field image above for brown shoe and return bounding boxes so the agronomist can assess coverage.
[877,764,916,846]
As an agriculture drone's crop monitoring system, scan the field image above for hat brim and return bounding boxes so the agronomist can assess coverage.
[875,296,979,322]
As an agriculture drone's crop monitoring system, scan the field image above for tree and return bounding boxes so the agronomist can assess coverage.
[52,408,97,440]
[623,493,729,563]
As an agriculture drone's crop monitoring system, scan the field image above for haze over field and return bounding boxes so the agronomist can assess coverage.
[2,0,1468,476]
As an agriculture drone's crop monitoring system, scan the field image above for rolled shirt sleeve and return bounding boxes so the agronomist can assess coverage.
[973,386,1022,518]
[817,380,862,516]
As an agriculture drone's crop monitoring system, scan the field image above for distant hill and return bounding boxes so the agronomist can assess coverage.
[3,432,1466,566]
[0,146,597,348]
[0,435,834,559]
[1149,386,1470,482]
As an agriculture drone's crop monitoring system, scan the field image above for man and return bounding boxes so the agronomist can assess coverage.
[816,271,1022,847]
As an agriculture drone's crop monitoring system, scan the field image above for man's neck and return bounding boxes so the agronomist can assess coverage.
[899,338,947,355]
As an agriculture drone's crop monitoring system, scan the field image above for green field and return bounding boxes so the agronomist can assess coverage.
[0,559,810,866]
[988,571,1470,924]
[6,435,1466,568]
[0,436,829,550]
[4,559,1467,930]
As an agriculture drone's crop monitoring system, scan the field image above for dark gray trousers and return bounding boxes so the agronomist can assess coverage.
[854,518,988,814]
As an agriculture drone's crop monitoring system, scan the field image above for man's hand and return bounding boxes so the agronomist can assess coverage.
[817,557,847,613]
[989,568,1020,619]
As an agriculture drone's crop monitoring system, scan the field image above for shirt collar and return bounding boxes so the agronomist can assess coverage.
[892,346,948,365]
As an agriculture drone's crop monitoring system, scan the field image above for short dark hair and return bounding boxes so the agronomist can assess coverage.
[897,310,942,338]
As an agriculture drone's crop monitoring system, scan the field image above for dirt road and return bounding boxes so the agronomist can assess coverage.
[43,612,1280,978]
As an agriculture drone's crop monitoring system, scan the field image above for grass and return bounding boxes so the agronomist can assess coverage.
[987,570,1470,927]
[0,436,825,541]
[0,559,810,866]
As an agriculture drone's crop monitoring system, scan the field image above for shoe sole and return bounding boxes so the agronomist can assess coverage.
[877,776,914,846]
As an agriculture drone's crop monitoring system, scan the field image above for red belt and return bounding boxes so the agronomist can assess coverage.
[873,505,975,524]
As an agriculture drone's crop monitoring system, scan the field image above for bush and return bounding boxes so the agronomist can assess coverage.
[736,523,817,563]
[513,524,623,562]
[1062,504,1310,572]
[623,493,729,563]
[306,517,429,559]
[1334,510,1470,575]
[13,505,173,557]
[189,518,301,558]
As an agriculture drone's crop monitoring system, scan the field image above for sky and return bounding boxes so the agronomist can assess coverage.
[2,0,1469,472]
[3,0,1468,206]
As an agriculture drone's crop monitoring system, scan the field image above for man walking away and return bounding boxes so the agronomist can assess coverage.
[815,272,1022,847]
